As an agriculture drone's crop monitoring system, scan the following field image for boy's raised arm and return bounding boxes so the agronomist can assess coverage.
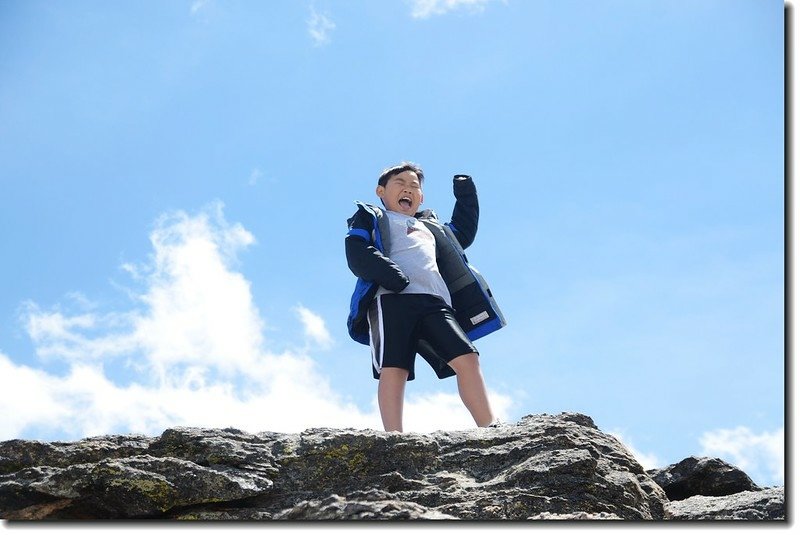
[449,175,479,249]
[345,210,410,293]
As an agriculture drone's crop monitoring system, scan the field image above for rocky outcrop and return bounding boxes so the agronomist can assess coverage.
[664,487,784,520]
[0,412,784,521]
[647,456,760,501]
[646,456,783,521]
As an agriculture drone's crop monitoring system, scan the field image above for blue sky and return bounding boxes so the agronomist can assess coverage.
[0,0,784,487]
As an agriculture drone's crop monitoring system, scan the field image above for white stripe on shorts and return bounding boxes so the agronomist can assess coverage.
[368,296,385,375]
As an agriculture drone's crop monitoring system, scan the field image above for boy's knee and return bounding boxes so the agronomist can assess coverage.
[449,352,480,373]
[379,367,410,383]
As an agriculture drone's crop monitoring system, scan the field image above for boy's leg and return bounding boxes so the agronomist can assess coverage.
[369,295,416,432]
[447,353,495,427]
[378,367,410,432]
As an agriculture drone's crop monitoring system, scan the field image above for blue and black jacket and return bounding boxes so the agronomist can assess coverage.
[345,175,506,379]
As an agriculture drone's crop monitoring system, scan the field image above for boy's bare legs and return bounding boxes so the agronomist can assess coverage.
[378,367,410,432]
[448,353,495,427]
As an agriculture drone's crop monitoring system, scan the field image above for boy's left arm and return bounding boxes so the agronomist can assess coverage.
[448,175,479,249]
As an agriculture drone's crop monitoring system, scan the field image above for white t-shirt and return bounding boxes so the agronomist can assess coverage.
[375,211,452,307]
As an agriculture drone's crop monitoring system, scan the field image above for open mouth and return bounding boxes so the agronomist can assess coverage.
[398,197,412,209]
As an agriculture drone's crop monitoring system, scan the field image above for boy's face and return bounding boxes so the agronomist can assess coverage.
[376,170,424,216]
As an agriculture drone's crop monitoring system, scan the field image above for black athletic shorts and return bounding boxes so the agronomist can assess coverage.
[367,293,478,381]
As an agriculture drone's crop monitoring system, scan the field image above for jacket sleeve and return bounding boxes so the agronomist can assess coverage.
[448,175,479,249]
[345,209,410,293]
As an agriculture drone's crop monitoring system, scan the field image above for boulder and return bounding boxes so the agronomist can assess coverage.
[647,456,760,501]
[664,487,784,520]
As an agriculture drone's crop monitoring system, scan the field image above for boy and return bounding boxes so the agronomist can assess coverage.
[345,162,505,432]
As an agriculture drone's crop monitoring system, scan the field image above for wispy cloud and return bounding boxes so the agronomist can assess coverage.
[294,305,334,350]
[409,0,501,19]
[700,426,784,487]
[248,168,263,186]
[1,202,512,441]
[190,0,212,16]
[307,7,336,47]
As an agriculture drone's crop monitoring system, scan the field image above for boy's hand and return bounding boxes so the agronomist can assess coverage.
[452,174,476,199]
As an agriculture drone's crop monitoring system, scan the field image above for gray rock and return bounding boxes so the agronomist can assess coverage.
[0,413,783,521]
[274,493,458,520]
[647,456,760,500]
[528,511,624,520]
[665,487,784,520]
[266,412,667,520]
[4,454,273,519]
[0,434,154,474]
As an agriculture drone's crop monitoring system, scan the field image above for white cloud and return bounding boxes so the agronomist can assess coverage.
[4,202,513,442]
[23,303,138,363]
[132,205,263,378]
[403,389,514,433]
[409,0,501,19]
[700,426,784,487]
[0,353,71,439]
[294,305,334,349]
[6,203,373,439]
[307,7,335,47]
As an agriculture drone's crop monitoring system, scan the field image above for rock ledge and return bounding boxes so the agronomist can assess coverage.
[0,413,784,521]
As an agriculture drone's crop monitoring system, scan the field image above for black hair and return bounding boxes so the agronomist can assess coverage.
[377,162,425,187]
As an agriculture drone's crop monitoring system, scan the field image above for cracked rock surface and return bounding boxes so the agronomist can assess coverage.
[0,412,783,521]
